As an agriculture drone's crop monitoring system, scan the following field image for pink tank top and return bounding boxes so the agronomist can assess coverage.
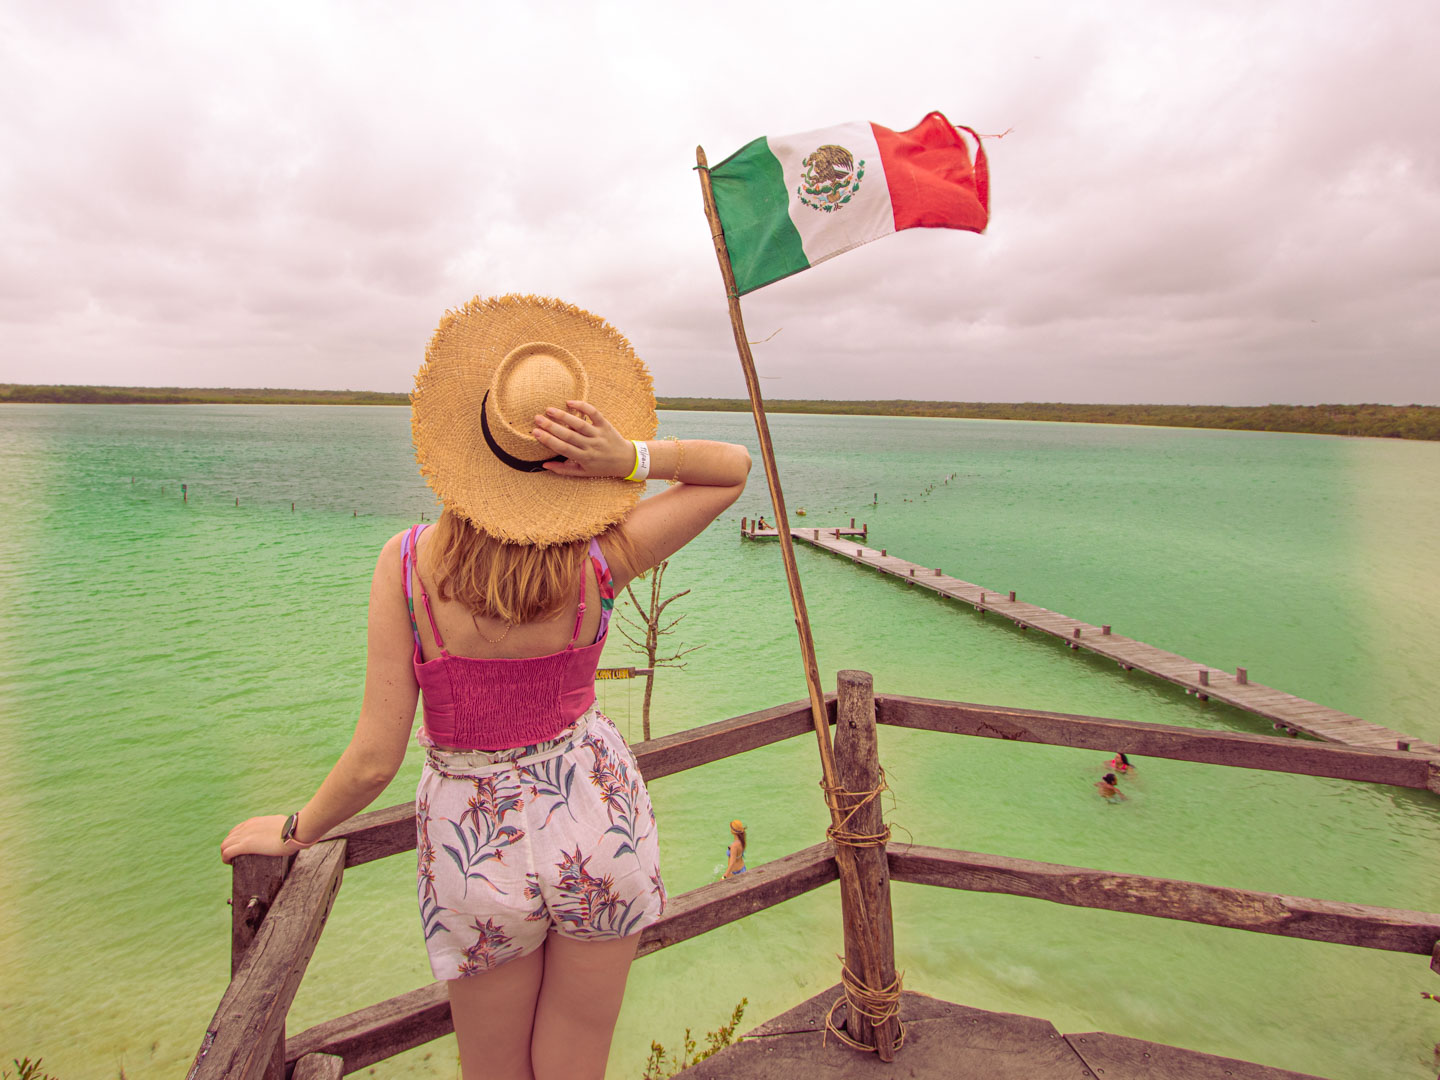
[401,524,615,751]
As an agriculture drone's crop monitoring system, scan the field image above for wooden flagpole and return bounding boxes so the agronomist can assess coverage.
[695,145,900,1059]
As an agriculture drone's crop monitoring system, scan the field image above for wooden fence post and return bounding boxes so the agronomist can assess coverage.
[232,854,292,1080]
[834,670,900,1057]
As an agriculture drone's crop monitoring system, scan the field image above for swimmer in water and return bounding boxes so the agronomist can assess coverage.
[1095,773,1126,801]
[1109,752,1133,773]
[722,819,747,879]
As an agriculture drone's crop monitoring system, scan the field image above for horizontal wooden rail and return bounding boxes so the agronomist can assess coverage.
[876,694,1440,793]
[188,840,347,1080]
[634,697,823,781]
[635,842,837,958]
[319,699,826,867]
[283,844,837,1074]
[890,845,1440,954]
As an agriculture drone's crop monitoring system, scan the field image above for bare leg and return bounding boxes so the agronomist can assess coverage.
[448,944,547,1080]
[530,933,641,1080]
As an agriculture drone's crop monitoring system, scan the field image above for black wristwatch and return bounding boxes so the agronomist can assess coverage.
[281,812,303,846]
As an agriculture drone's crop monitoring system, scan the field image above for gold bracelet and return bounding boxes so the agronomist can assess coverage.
[665,436,685,485]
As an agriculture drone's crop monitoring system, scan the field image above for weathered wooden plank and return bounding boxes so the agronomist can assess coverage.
[875,695,1434,790]
[317,803,415,868]
[636,842,838,957]
[890,845,1440,953]
[633,697,823,780]
[284,845,839,1071]
[232,854,292,977]
[189,840,347,1080]
[1064,1031,1331,1079]
[290,1053,345,1080]
[283,982,452,1076]
[684,988,1093,1079]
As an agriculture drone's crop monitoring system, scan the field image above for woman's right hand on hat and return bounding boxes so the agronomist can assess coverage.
[533,401,635,478]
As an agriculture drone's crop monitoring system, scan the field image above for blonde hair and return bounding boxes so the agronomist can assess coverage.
[424,508,641,624]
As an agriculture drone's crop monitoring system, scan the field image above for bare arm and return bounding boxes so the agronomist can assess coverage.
[531,400,751,589]
[221,532,419,861]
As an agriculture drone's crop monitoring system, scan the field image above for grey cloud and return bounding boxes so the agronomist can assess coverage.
[0,0,1437,403]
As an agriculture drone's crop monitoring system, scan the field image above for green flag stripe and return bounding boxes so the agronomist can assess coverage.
[710,137,809,295]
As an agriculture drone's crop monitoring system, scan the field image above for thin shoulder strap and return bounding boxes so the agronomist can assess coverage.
[588,537,615,641]
[567,545,590,648]
[401,525,423,652]
[408,523,448,654]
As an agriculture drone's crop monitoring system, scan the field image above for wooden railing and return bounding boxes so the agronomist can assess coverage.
[189,678,1440,1080]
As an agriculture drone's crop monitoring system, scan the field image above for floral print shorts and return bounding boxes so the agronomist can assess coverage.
[415,709,666,979]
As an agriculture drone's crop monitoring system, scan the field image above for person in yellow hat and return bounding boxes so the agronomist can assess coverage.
[723,819,748,879]
[222,295,752,1080]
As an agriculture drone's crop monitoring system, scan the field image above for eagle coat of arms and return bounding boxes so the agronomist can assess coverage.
[796,144,866,213]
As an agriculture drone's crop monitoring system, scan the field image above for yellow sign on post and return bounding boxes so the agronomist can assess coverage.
[594,667,654,681]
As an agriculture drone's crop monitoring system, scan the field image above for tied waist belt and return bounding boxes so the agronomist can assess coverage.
[423,709,594,776]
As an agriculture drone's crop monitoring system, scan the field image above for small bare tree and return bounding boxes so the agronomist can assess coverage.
[615,559,704,740]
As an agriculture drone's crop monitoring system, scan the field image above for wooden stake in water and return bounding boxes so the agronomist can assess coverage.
[696,145,897,1060]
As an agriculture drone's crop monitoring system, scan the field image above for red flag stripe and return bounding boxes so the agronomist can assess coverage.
[872,112,989,234]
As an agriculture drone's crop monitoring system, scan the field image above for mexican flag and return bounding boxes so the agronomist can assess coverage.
[709,111,990,295]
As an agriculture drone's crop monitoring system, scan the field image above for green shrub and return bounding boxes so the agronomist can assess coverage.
[642,998,748,1077]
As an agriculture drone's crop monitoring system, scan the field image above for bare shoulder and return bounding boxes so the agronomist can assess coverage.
[372,530,410,583]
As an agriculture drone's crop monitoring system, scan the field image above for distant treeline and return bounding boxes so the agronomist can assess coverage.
[0,384,408,406]
[4,384,1437,440]
[657,398,1440,441]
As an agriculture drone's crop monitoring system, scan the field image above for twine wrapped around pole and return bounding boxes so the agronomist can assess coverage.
[823,960,907,1053]
[821,767,892,848]
[696,152,899,1061]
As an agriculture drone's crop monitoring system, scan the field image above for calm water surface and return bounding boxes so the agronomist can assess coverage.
[1,404,1438,1079]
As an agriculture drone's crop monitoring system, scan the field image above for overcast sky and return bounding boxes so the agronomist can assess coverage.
[2,0,1437,405]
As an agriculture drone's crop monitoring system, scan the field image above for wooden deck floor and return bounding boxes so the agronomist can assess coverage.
[744,525,1440,757]
[684,986,1332,1079]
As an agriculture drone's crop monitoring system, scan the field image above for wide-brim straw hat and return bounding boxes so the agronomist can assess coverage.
[412,294,657,546]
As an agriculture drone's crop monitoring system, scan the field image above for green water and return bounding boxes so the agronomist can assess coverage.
[1,404,1437,1079]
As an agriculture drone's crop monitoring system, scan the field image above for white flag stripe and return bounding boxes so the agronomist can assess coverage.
[766,121,895,269]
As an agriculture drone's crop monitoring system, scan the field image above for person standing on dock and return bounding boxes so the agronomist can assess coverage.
[221,295,751,1080]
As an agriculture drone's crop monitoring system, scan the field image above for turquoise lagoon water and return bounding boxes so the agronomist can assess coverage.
[1,404,1438,1079]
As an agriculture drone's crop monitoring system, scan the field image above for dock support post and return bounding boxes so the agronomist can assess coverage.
[231,854,292,1080]
[1198,669,1210,687]
[850,517,855,528]
[1236,667,1248,684]
[1009,591,1016,602]
[741,516,747,534]
[834,670,900,1059]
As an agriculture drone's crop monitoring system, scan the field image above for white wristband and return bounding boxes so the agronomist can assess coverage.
[625,440,651,482]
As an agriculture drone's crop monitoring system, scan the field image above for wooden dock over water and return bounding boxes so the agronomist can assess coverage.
[742,521,1440,758]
